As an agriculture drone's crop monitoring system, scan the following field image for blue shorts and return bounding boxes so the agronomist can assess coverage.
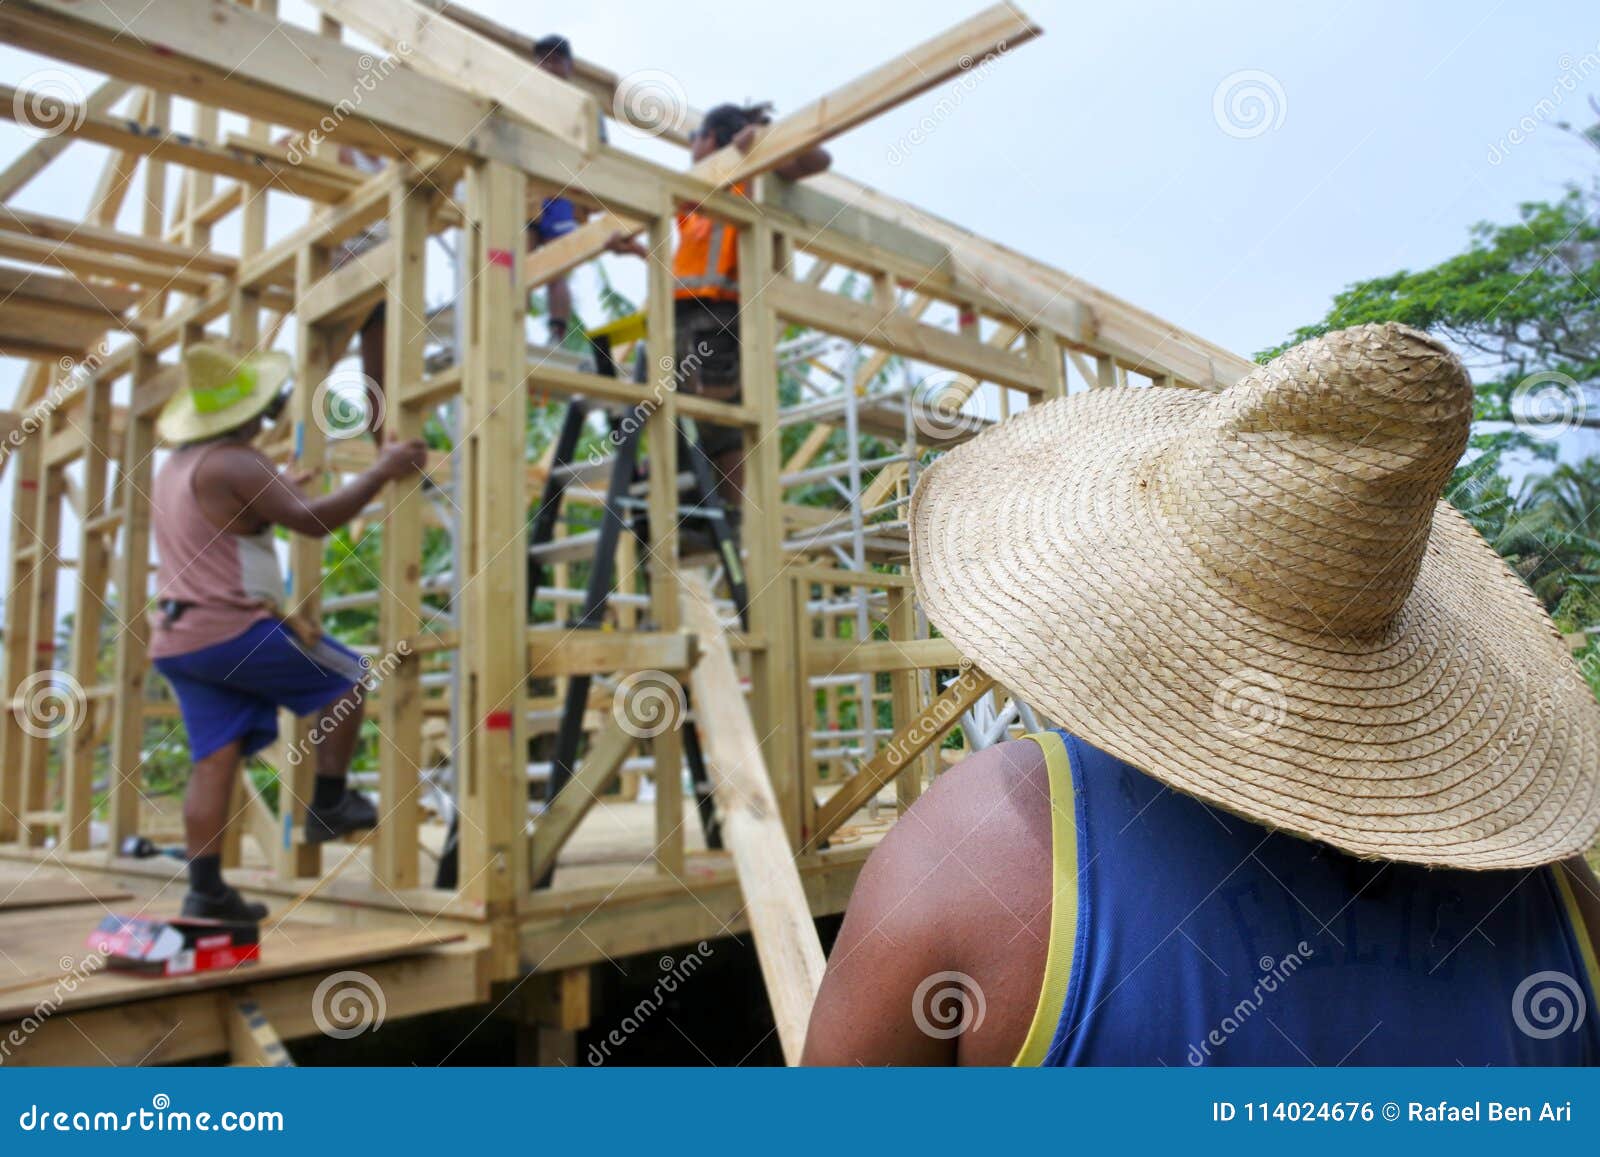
[152,619,367,761]
[530,196,577,244]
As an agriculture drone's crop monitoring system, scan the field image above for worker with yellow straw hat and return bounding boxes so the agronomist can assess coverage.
[804,324,1600,1065]
[149,343,427,923]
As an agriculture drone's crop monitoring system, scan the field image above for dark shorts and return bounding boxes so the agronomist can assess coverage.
[674,297,742,457]
[530,196,578,245]
[153,619,367,761]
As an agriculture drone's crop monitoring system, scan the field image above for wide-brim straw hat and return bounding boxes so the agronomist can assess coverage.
[157,343,292,444]
[910,322,1600,869]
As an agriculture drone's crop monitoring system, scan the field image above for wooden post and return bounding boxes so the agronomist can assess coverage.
[61,372,113,851]
[0,367,47,845]
[20,442,66,846]
[737,212,801,843]
[887,585,924,811]
[374,166,427,889]
[644,209,685,878]
[457,158,528,906]
[108,351,158,851]
[680,571,824,1064]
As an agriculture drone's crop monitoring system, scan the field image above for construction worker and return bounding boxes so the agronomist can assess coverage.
[804,324,1600,1065]
[611,103,831,511]
[149,344,427,922]
[525,34,588,346]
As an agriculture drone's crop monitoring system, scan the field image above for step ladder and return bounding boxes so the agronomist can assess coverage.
[433,318,744,889]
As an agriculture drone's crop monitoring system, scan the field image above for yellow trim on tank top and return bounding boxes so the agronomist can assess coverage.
[1554,866,1600,1004]
[1012,731,1080,1066]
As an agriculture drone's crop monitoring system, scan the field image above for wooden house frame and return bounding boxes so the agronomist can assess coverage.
[0,0,1253,1064]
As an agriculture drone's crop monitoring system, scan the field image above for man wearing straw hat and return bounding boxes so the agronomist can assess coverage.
[149,344,427,922]
[804,324,1600,1065]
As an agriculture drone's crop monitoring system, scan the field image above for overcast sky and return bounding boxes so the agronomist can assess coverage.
[0,1,1596,436]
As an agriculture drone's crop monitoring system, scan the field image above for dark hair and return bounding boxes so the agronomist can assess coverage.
[696,102,774,148]
[533,35,572,66]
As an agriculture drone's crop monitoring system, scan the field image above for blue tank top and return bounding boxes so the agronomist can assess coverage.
[1016,731,1600,1066]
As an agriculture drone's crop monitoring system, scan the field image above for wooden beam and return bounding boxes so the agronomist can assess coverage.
[526,630,695,679]
[226,992,296,1067]
[0,207,237,277]
[805,637,966,676]
[0,84,354,202]
[767,278,1039,394]
[808,665,995,849]
[526,714,636,886]
[306,0,600,153]
[680,572,824,1064]
[0,78,132,203]
[526,4,1037,287]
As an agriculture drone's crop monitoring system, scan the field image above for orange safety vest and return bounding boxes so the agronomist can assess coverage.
[673,184,747,302]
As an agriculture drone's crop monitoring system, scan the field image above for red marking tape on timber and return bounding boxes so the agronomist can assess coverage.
[484,710,513,731]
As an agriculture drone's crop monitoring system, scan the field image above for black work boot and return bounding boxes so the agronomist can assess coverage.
[181,884,269,924]
[305,790,379,845]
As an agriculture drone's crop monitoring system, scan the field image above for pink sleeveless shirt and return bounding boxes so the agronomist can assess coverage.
[148,444,284,659]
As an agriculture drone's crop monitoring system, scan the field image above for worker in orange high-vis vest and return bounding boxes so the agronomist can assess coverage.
[612,103,830,515]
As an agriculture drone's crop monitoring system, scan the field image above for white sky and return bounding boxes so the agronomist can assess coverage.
[0,0,1597,549]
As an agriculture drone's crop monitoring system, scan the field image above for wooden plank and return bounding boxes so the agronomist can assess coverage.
[808,665,995,849]
[531,3,1039,281]
[374,171,427,890]
[767,277,1040,394]
[805,637,966,675]
[0,84,354,202]
[458,159,529,906]
[0,263,140,315]
[679,572,824,1064]
[526,630,695,679]
[0,368,47,844]
[644,213,685,879]
[0,877,130,912]
[297,237,394,324]
[0,232,215,295]
[526,715,636,885]
[306,0,600,153]
[0,78,132,203]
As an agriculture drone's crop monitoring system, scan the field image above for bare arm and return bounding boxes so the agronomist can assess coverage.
[775,145,831,181]
[802,739,1052,1066]
[203,439,426,538]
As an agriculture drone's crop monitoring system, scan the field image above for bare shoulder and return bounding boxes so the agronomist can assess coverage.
[802,737,1055,1065]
